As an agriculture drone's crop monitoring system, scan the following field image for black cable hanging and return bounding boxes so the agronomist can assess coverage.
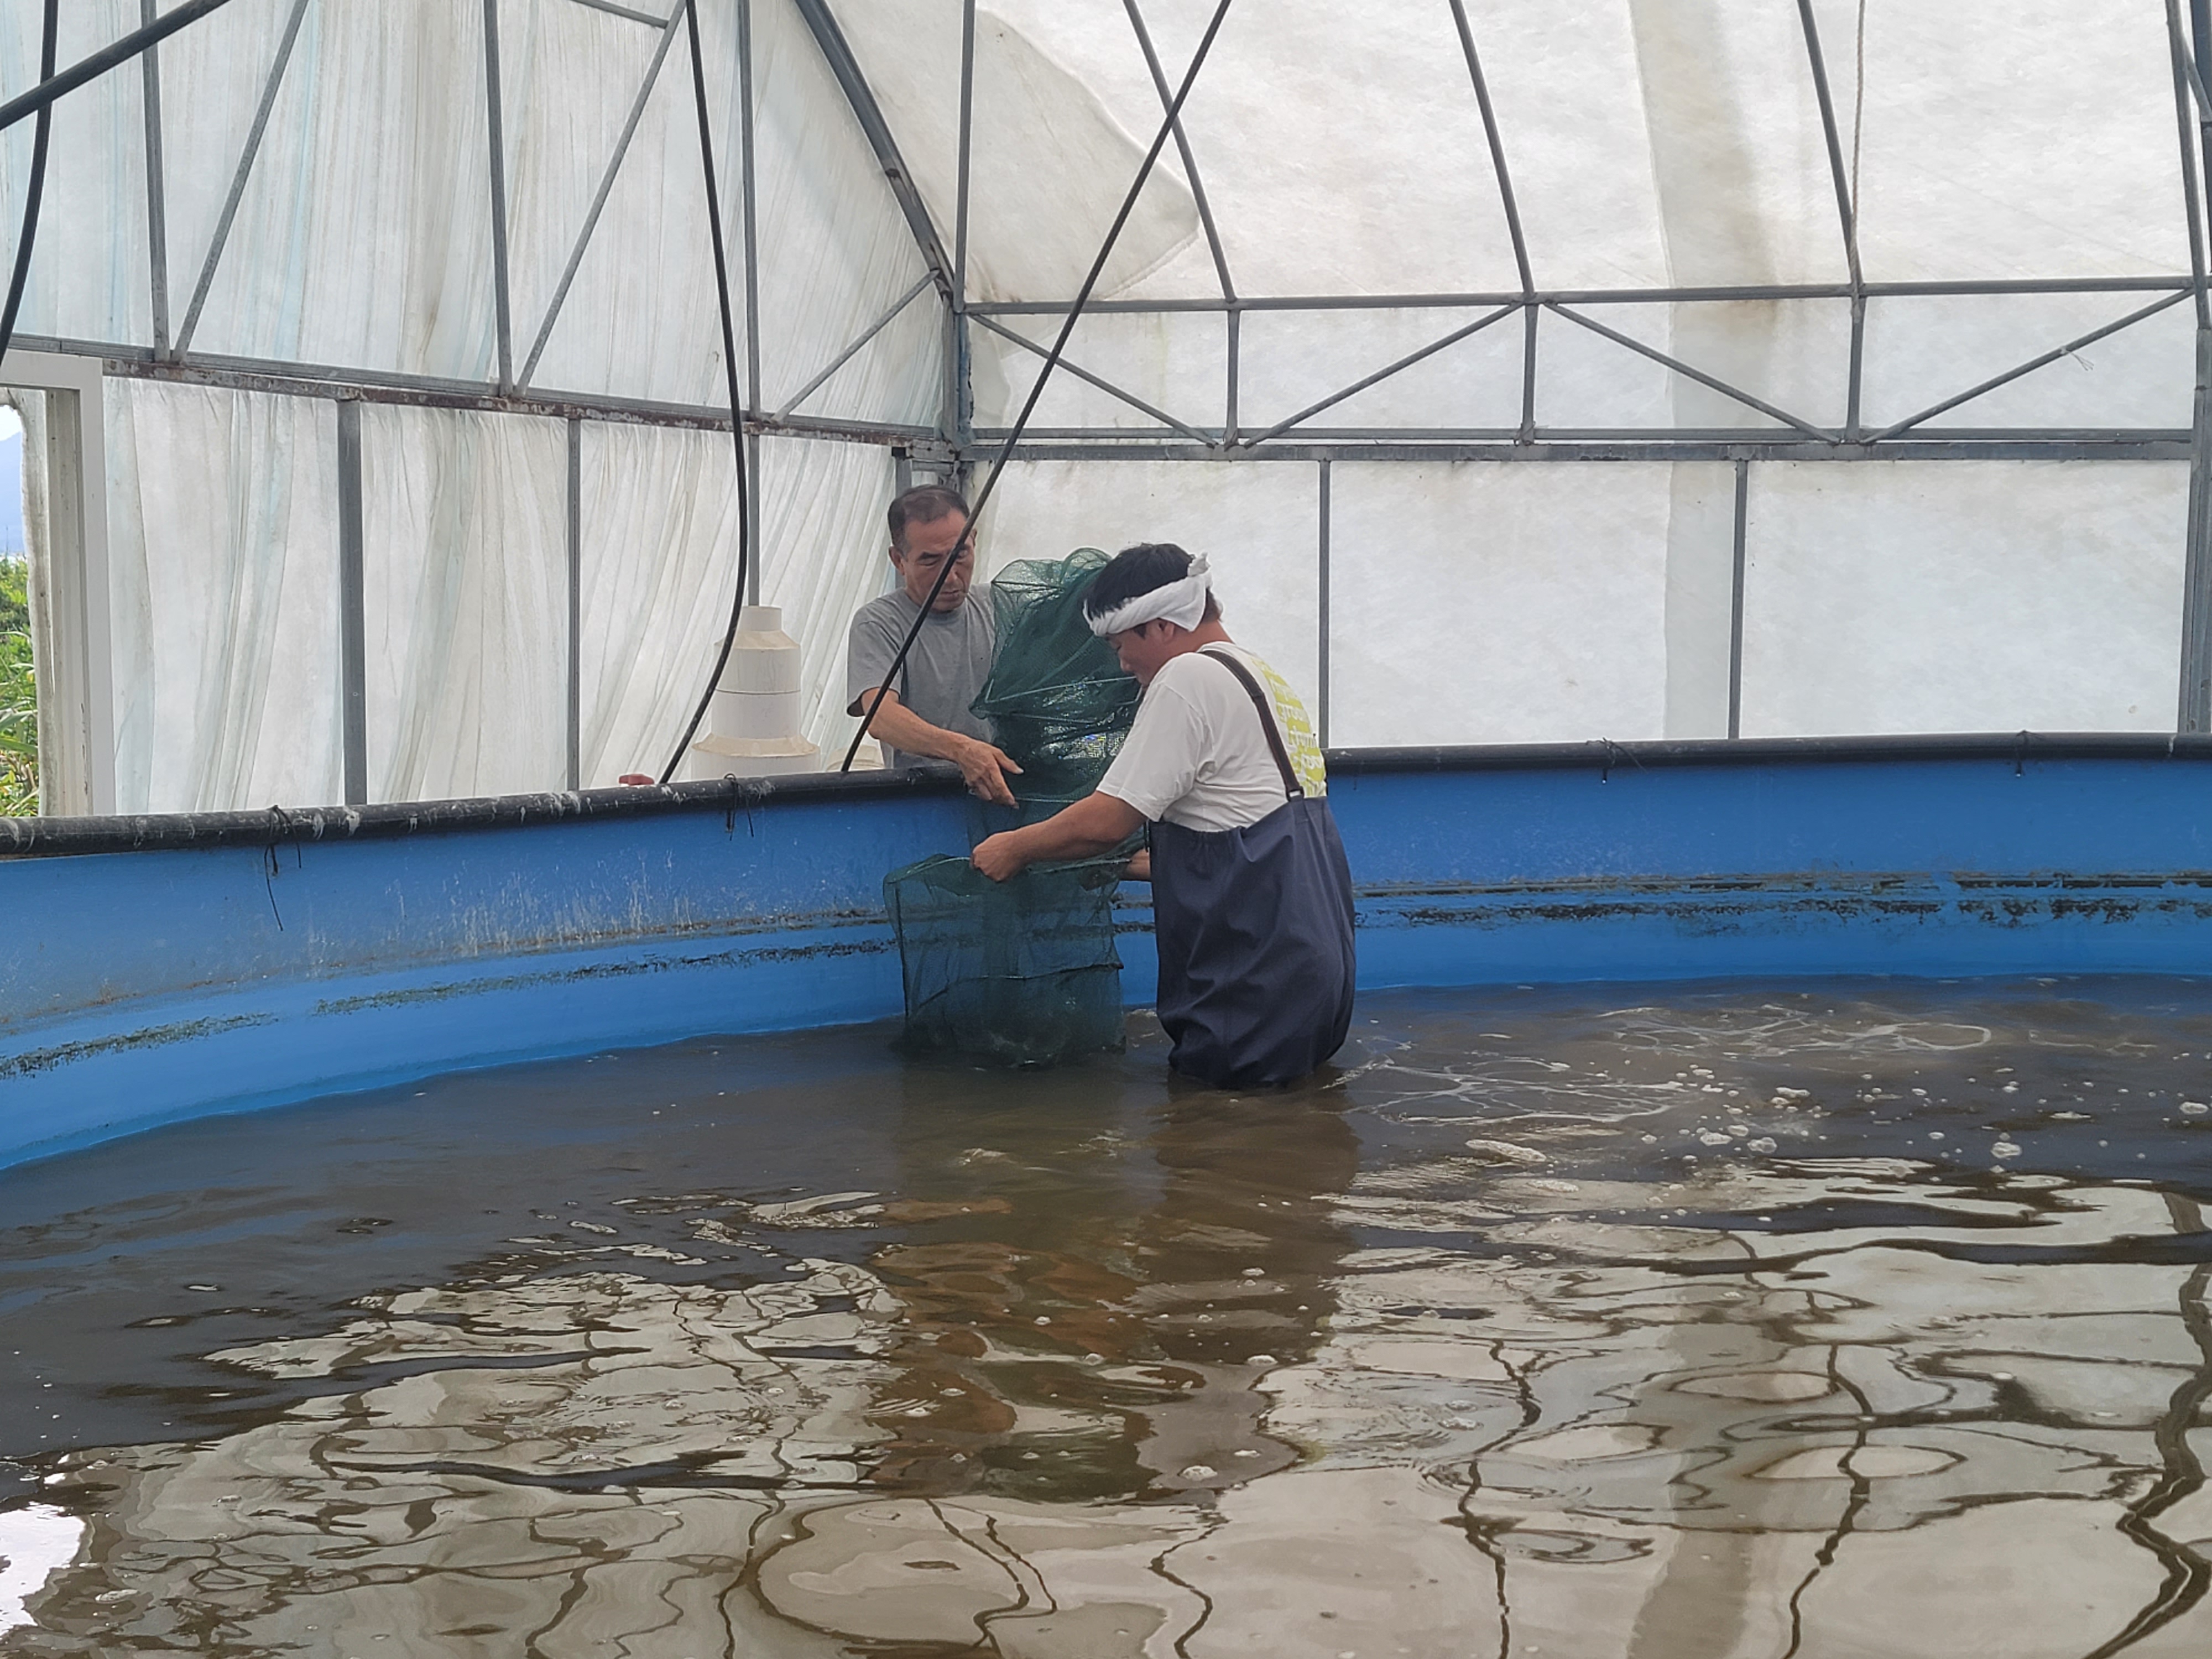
[0,0,59,366]
[658,0,757,785]
[839,0,1237,774]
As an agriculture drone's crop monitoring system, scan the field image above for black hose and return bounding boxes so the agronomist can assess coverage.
[658,0,755,785]
[0,0,59,363]
[838,0,1238,773]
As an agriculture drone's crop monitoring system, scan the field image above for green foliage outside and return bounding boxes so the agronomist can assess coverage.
[0,558,35,815]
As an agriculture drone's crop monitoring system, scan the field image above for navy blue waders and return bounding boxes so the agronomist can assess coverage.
[1147,649,1357,1089]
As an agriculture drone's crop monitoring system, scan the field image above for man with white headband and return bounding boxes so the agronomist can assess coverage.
[972,542,1355,1089]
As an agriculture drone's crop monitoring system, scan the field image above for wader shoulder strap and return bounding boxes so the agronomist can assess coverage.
[1199,647,1303,800]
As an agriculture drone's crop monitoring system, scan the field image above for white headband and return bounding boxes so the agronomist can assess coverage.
[1086,555,1213,637]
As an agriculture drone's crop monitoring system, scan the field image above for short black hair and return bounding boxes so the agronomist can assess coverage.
[1082,541,1221,626]
[888,484,970,551]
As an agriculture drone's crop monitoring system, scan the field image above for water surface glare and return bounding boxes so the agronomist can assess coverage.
[4,980,2212,1656]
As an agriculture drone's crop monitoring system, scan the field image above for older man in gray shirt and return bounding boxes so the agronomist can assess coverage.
[846,485,1022,806]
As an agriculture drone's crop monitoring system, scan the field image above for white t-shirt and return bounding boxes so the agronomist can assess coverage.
[1098,644,1328,832]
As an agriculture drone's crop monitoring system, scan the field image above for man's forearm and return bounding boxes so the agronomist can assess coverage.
[852,689,963,763]
[1007,792,1142,864]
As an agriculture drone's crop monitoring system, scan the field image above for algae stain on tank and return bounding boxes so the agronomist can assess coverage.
[3,982,2212,1653]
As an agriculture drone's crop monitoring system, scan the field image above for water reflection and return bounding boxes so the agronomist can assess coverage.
[4,984,2212,1655]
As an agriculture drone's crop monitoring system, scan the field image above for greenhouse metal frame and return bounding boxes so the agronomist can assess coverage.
[3,0,2209,815]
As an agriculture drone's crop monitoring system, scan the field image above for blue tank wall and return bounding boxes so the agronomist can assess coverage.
[2,736,2210,1171]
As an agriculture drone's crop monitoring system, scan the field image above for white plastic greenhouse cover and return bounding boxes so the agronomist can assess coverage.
[1,0,2206,812]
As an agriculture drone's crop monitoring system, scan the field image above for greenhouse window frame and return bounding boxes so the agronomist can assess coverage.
[0,349,114,817]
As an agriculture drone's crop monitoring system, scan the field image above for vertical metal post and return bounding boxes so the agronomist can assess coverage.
[1520,306,1538,442]
[736,0,763,602]
[2183,332,2212,732]
[2177,8,2212,726]
[2197,0,2212,177]
[1728,459,1749,739]
[1225,307,1239,445]
[893,445,912,498]
[1845,294,1866,442]
[336,399,368,804]
[567,415,582,790]
[2174,0,2212,728]
[483,0,514,392]
[1317,458,1332,748]
[949,0,975,450]
[139,0,170,356]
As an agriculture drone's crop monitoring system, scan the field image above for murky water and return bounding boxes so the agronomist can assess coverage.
[4,979,2212,1656]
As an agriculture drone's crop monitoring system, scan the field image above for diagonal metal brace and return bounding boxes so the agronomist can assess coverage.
[1546,302,1835,441]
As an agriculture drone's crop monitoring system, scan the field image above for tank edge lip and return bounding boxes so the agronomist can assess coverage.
[0,765,971,858]
[1325,731,2212,776]
[5,732,2206,859]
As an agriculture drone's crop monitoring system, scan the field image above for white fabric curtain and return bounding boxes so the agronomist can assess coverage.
[362,405,567,802]
[757,433,899,763]
[987,458,1322,705]
[174,1,500,382]
[0,1,154,351]
[581,424,898,785]
[577,421,742,789]
[1740,461,2189,737]
[1331,462,1674,748]
[105,379,341,813]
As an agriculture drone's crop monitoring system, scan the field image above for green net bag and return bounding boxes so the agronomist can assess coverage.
[883,854,1126,1065]
[970,548,1142,816]
[880,550,1141,1064]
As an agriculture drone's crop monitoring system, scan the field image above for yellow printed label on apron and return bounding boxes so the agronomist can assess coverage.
[1245,653,1328,798]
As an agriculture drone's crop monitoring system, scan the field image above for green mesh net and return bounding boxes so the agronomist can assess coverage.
[884,854,1127,1063]
[969,548,1142,817]
[882,549,1142,1063]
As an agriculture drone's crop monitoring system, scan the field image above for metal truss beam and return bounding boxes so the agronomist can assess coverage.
[518,6,685,389]
[81,344,936,445]
[1871,289,2193,442]
[968,275,2195,316]
[1792,0,1865,442]
[1445,0,1534,439]
[774,273,932,419]
[139,0,170,355]
[969,311,1217,443]
[948,0,974,447]
[1243,303,1519,445]
[569,0,669,24]
[1546,302,1831,440]
[483,0,515,392]
[983,437,2192,465]
[1125,0,1236,437]
[0,0,234,132]
[174,0,309,356]
[789,0,956,296]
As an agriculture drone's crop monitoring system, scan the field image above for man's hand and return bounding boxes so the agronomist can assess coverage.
[847,688,1021,804]
[1123,848,1151,881]
[971,792,1146,884]
[953,737,1023,808]
[972,831,1030,883]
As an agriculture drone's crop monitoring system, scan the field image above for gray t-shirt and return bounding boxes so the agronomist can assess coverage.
[846,588,999,768]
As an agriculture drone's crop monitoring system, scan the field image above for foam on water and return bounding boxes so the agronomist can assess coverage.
[2,979,2211,1656]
